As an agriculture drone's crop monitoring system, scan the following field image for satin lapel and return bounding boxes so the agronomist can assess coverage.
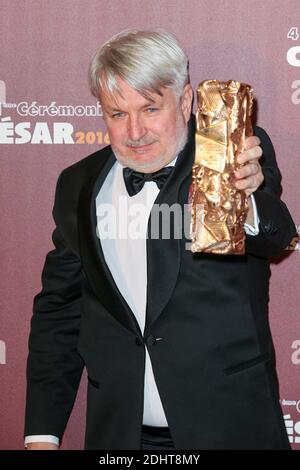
[144,117,196,334]
[77,148,143,337]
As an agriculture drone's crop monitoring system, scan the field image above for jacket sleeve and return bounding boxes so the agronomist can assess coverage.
[24,171,84,441]
[245,126,297,257]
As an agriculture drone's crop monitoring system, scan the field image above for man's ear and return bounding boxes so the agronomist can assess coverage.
[180,84,193,123]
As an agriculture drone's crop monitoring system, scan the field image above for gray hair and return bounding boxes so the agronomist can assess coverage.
[89,30,189,102]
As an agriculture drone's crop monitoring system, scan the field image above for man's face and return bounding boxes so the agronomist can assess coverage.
[100,77,193,173]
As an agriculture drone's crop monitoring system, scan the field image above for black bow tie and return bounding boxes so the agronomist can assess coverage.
[123,166,173,197]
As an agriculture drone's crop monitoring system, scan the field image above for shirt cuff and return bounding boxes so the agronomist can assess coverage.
[244,194,260,236]
[24,435,60,447]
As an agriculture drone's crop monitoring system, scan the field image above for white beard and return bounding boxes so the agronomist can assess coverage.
[112,115,188,172]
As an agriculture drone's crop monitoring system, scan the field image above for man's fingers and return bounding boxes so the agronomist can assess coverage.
[238,146,263,164]
[243,135,261,150]
[235,176,257,191]
[234,159,264,196]
[235,171,264,195]
[238,136,262,164]
[235,162,260,179]
[235,173,264,192]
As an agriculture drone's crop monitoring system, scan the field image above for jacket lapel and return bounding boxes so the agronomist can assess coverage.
[77,148,143,337]
[144,117,195,334]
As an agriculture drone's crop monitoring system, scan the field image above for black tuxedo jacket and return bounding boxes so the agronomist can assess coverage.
[25,118,296,449]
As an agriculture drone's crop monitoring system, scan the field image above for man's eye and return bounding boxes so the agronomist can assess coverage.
[112,112,125,118]
[146,107,157,113]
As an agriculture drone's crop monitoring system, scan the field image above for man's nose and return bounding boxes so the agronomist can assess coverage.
[127,115,147,142]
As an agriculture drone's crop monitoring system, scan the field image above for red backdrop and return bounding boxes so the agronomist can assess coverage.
[0,0,299,449]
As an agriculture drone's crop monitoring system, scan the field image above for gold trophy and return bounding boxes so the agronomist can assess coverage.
[190,80,253,254]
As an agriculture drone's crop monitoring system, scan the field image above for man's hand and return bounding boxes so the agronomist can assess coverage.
[234,135,264,197]
[234,135,264,227]
[26,442,59,450]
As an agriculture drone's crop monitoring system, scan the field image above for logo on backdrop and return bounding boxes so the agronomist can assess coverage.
[287,27,300,104]
[291,340,300,365]
[0,79,109,145]
[281,400,300,445]
[0,340,6,365]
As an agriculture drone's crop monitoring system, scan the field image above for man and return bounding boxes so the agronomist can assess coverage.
[25,30,296,450]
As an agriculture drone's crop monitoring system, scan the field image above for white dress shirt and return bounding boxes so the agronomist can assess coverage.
[25,157,259,447]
